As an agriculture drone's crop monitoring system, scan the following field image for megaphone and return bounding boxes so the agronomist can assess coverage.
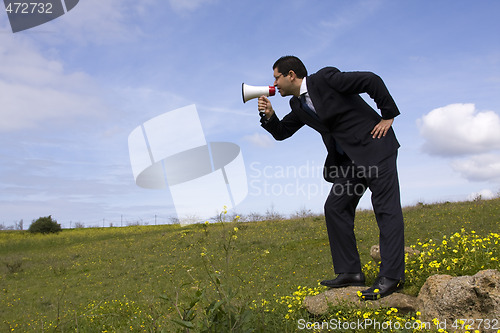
[242,83,276,103]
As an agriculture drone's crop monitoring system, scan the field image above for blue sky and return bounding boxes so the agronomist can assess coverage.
[1,0,499,228]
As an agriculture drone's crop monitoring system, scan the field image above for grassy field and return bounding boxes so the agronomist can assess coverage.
[1,198,499,332]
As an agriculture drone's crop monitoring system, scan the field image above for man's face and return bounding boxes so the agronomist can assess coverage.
[273,68,292,97]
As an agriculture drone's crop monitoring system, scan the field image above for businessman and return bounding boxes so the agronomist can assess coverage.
[258,56,405,300]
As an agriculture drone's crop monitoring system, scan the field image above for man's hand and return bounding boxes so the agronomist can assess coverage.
[258,96,275,120]
[371,118,394,139]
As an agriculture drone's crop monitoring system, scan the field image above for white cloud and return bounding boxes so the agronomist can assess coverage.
[467,189,498,201]
[168,0,217,13]
[0,82,106,131]
[451,154,500,182]
[417,103,500,156]
[0,34,107,132]
[51,0,147,44]
[243,132,274,148]
[0,0,146,44]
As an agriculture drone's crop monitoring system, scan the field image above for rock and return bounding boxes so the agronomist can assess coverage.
[370,245,381,262]
[370,245,420,262]
[303,286,419,315]
[405,246,421,257]
[417,269,500,329]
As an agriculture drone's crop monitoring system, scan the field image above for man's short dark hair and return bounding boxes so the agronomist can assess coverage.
[273,56,308,78]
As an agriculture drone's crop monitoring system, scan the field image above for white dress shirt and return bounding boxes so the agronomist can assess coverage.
[300,77,316,112]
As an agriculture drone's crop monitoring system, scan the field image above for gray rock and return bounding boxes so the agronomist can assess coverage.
[370,245,381,262]
[417,269,500,330]
[370,244,420,262]
[303,286,419,315]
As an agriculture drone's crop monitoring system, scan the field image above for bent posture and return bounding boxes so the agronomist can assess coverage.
[259,56,405,300]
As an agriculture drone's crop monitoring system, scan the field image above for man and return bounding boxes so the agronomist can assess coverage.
[258,56,405,300]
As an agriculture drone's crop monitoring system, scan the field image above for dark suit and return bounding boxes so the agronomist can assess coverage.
[261,67,405,280]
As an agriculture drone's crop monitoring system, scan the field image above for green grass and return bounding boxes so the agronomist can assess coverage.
[1,198,499,332]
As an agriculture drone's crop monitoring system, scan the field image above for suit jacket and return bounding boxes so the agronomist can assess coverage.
[261,67,401,182]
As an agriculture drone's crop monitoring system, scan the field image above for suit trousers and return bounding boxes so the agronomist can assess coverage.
[323,151,405,280]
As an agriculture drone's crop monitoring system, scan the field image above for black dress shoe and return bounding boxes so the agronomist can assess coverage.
[360,276,404,301]
[320,272,366,288]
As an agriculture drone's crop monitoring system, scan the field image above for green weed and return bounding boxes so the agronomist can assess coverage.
[0,199,499,332]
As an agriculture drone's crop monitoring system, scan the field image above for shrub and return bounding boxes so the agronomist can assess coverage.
[28,215,62,234]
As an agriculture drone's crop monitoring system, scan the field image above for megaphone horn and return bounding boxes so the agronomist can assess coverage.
[242,83,276,103]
